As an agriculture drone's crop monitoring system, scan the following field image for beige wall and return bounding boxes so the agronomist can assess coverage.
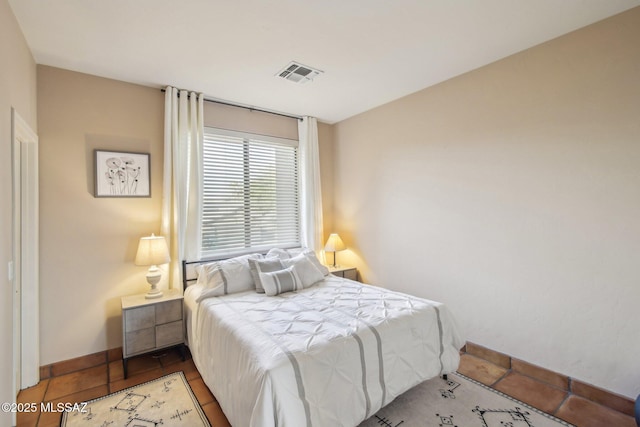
[333,7,640,398]
[37,66,165,365]
[0,0,38,422]
[37,70,336,365]
[203,101,299,140]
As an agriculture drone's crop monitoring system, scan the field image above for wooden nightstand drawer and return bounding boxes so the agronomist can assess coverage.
[343,268,358,281]
[329,266,358,281]
[121,289,186,378]
[124,305,155,332]
[125,327,155,354]
[156,320,183,347]
[156,300,182,324]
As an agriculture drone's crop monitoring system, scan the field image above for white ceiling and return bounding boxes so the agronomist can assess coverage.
[9,0,639,123]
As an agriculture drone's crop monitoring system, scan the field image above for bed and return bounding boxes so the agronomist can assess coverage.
[183,252,464,427]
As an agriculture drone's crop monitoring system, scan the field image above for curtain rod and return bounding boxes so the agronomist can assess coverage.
[160,88,302,121]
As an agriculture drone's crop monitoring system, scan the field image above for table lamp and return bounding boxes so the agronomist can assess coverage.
[135,233,170,299]
[324,233,346,267]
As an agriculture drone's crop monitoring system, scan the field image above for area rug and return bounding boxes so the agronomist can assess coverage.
[360,372,574,427]
[61,371,210,426]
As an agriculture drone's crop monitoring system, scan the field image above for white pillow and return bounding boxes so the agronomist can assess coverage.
[282,254,325,288]
[248,257,284,294]
[195,263,224,288]
[195,253,263,296]
[300,249,330,276]
[284,247,306,258]
[259,265,304,296]
[267,247,330,276]
[266,247,292,260]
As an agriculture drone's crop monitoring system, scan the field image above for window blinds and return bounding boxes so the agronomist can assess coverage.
[202,128,300,257]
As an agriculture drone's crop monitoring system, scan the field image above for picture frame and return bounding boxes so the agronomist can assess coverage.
[94,150,151,197]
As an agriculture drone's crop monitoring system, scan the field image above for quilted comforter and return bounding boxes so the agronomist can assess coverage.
[184,275,464,427]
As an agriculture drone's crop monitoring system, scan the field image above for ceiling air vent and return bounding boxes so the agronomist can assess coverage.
[276,61,323,84]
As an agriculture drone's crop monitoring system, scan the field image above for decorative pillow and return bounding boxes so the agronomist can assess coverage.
[267,247,330,276]
[284,247,306,258]
[195,253,263,296]
[195,263,224,288]
[300,249,330,276]
[266,247,292,260]
[248,257,284,293]
[259,265,304,296]
[282,254,325,287]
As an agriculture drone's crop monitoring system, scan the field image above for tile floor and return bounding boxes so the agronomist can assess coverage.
[458,353,636,427]
[17,348,636,427]
[17,348,230,427]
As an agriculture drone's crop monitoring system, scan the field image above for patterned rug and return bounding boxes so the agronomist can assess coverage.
[360,372,574,427]
[61,372,210,426]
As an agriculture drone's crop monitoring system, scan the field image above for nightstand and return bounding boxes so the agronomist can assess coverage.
[121,288,185,378]
[328,265,358,281]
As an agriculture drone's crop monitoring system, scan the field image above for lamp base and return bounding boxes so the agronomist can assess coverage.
[331,251,339,267]
[145,288,163,299]
[145,265,163,299]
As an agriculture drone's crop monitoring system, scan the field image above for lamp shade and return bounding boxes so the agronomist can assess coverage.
[135,234,170,266]
[324,233,346,252]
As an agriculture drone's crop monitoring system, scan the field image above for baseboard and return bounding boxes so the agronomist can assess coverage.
[39,342,634,417]
[39,347,122,380]
[464,341,635,417]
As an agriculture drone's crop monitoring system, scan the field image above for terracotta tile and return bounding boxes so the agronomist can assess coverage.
[18,379,49,404]
[556,395,636,427]
[44,365,108,401]
[107,347,122,362]
[164,358,201,381]
[124,353,162,377]
[457,354,508,386]
[512,358,569,390]
[465,342,511,369]
[36,409,61,427]
[47,385,109,406]
[571,378,635,416]
[24,343,639,427]
[189,377,215,406]
[39,365,52,380]
[51,351,107,377]
[493,372,567,414]
[16,380,47,426]
[202,400,231,427]
[16,405,40,427]
[108,360,124,382]
[109,367,164,393]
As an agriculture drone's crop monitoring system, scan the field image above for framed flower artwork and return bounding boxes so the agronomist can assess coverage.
[94,150,151,197]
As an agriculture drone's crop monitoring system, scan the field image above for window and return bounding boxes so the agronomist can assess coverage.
[201,127,300,257]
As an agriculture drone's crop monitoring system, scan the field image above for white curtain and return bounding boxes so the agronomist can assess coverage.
[161,86,204,290]
[298,116,325,256]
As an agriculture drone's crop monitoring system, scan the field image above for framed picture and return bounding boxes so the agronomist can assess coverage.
[94,150,151,197]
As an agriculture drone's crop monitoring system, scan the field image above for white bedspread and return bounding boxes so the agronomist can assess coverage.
[184,275,464,427]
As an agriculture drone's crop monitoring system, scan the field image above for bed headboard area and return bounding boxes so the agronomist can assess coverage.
[182,259,208,289]
[182,248,304,289]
